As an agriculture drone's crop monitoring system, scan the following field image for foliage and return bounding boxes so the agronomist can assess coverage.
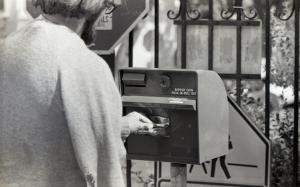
[239,89,294,187]
[268,12,295,187]
[131,170,154,187]
[241,91,265,132]
[129,1,296,186]
[236,7,295,186]
[270,109,294,187]
[270,13,295,87]
[130,161,155,187]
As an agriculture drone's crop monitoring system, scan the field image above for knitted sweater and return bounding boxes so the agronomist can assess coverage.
[0,17,126,187]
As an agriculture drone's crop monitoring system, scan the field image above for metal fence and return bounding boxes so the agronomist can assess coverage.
[103,0,299,186]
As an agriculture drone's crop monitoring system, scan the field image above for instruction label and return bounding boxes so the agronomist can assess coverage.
[171,88,197,96]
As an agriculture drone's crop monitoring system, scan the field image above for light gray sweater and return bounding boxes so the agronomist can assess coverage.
[0,17,126,187]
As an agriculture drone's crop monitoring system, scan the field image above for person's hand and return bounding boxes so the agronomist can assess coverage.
[123,112,153,133]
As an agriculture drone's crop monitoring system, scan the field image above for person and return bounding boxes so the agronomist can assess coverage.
[0,0,153,186]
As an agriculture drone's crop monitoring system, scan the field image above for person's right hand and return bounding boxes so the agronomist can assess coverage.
[123,112,153,133]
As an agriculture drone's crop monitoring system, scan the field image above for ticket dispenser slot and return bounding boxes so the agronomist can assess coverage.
[120,69,229,164]
[134,115,170,137]
[122,73,146,87]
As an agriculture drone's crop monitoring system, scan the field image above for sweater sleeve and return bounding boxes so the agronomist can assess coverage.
[59,52,125,187]
[121,116,131,140]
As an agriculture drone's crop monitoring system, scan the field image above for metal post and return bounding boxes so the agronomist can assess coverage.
[129,31,134,67]
[264,1,271,185]
[154,1,159,185]
[236,0,242,106]
[180,0,187,69]
[208,0,214,70]
[154,162,157,187]
[170,163,187,187]
[265,0,271,139]
[126,159,132,187]
[155,0,160,68]
[126,30,134,187]
[294,0,299,185]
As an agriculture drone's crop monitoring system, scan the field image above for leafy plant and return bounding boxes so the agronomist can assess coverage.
[270,109,294,187]
[239,88,294,187]
[270,10,295,87]
[131,170,155,187]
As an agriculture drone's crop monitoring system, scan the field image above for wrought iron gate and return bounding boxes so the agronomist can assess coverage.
[102,0,299,186]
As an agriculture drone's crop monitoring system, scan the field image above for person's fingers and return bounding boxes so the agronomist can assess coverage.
[138,115,153,124]
[140,122,154,129]
[126,112,154,132]
[129,112,153,124]
[136,113,154,129]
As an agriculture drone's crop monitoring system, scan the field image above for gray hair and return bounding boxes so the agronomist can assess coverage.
[32,0,112,18]
[32,0,121,44]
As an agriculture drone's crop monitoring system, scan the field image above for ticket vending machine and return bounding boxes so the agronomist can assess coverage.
[120,69,229,164]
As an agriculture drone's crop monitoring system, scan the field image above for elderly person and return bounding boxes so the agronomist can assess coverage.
[0,0,152,186]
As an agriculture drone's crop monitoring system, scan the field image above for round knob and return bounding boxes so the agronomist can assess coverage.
[160,75,171,88]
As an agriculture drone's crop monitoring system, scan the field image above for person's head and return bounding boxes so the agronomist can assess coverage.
[31,0,121,45]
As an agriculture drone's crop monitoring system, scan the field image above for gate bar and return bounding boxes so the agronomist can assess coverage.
[294,0,299,185]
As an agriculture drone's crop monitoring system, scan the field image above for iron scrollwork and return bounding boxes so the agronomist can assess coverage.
[277,0,295,21]
[220,5,258,20]
[186,8,201,20]
[167,0,259,21]
[104,2,117,14]
[167,4,182,20]
[167,0,201,20]
[242,7,258,20]
[220,7,236,20]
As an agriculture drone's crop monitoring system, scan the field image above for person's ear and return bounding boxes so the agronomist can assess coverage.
[26,0,43,18]
[114,0,122,6]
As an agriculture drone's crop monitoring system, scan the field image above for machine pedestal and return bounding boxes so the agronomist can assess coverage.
[171,163,187,187]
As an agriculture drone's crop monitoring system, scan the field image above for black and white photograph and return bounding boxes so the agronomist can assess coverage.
[0,0,299,187]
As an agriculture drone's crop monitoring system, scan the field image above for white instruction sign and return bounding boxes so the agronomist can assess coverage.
[96,12,112,30]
